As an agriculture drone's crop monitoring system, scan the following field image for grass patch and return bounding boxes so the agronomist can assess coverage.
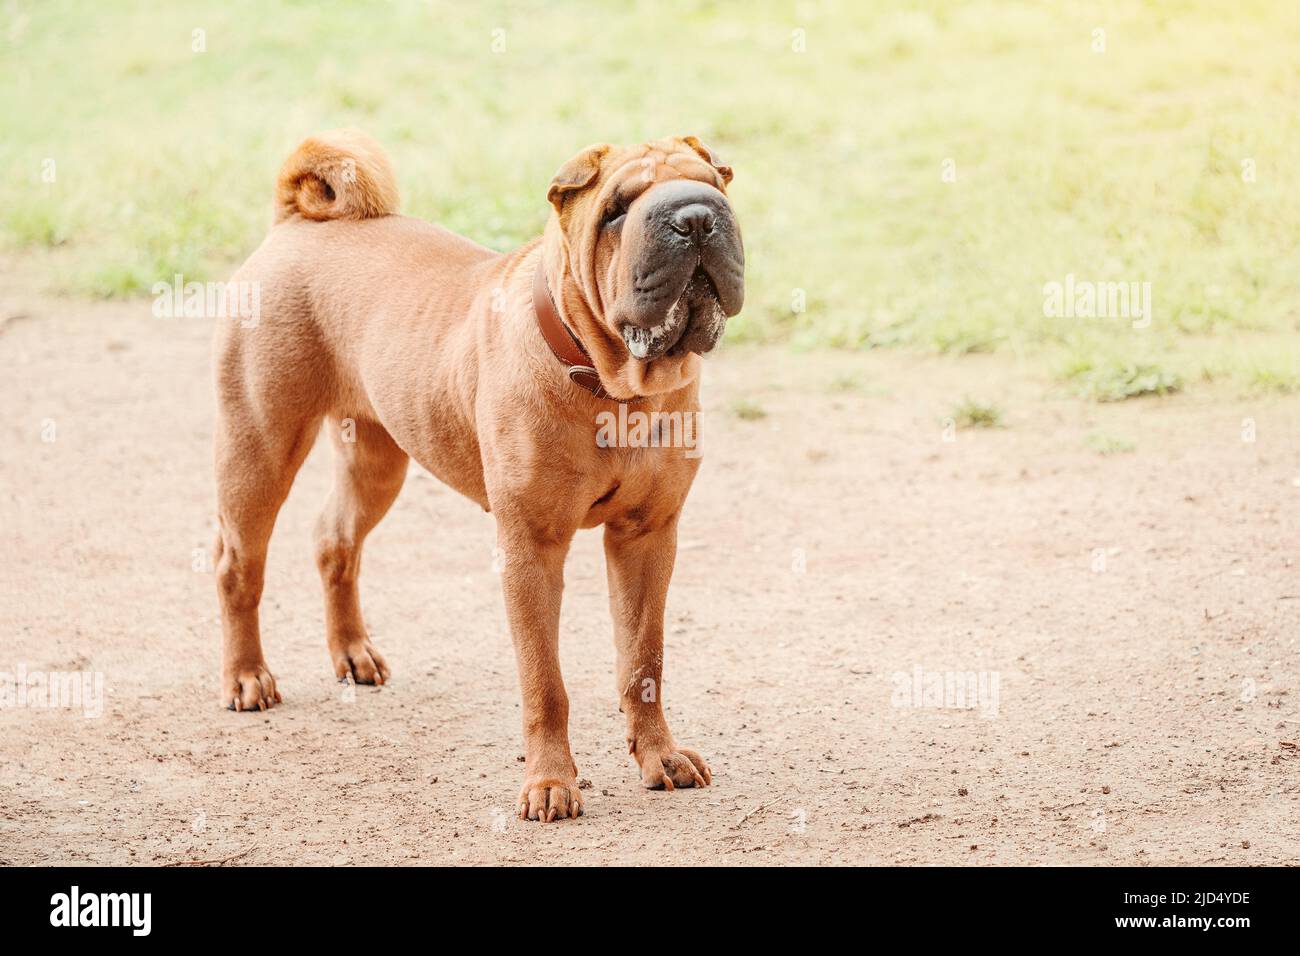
[729,399,768,421]
[1065,359,1183,402]
[1245,364,1300,395]
[1085,432,1136,455]
[949,398,1003,429]
[828,371,865,393]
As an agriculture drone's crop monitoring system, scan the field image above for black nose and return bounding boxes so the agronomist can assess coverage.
[670,203,716,239]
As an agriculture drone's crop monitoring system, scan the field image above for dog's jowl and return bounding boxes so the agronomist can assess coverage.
[212,129,743,821]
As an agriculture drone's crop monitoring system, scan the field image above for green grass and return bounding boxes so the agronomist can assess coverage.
[1244,363,1300,395]
[827,371,865,393]
[3,1,1300,396]
[729,399,768,421]
[949,398,1003,429]
[1063,357,1183,402]
[1085,433,1137,455]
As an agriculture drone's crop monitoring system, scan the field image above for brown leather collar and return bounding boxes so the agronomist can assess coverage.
[533,260,633,403]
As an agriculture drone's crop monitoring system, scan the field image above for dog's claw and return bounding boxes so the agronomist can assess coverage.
[223,663,279,713]
[331,639,390,686]
[519,776,584,822]
[636,742,711,791]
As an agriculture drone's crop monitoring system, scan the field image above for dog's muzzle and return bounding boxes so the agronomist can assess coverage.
[618,180,744,361]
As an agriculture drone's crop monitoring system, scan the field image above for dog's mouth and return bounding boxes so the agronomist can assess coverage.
[620,268,725,362]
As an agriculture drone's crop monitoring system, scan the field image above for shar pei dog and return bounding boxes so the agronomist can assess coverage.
[212,129,744,821]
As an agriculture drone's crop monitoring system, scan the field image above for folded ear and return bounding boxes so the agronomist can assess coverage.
[547,144,609,211]
[681,135,733,186]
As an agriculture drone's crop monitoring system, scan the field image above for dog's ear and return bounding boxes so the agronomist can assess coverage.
[547,144,609,211]
[681,136,733,187]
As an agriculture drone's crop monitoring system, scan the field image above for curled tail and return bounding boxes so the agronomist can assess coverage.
[274,129,399,223]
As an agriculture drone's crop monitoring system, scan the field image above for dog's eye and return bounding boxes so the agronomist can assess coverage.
[601,199,627,228]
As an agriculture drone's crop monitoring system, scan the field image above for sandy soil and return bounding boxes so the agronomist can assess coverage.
[2,265,1298,866]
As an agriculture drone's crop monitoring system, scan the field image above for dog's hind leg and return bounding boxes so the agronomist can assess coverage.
[313,416,409,685]
[213,407,320,712]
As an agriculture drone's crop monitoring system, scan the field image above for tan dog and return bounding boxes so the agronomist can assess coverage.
[212,129,744,821]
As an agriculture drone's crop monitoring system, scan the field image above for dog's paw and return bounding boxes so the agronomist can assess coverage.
[331,639,390,686]
[632,741,711,791]
[517,776,584,822]
[224,662,281,712]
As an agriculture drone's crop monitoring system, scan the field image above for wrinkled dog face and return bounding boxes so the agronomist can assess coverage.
[548,137,744,364]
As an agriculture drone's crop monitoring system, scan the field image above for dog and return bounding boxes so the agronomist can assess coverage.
[212,129,744,821]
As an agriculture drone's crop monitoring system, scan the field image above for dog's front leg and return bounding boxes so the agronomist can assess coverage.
[604,514,712,791]
[497,516,584,822]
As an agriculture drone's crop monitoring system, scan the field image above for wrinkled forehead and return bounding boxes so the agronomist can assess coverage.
[599,140,724,195]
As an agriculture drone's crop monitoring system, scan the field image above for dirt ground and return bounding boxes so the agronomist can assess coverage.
[2,262,1298,866]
